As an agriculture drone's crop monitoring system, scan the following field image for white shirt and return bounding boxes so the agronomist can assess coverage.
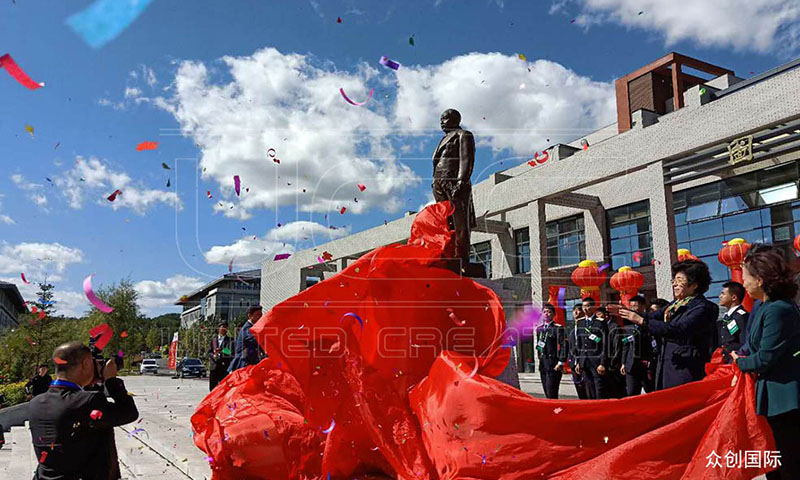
[726,304,742,318]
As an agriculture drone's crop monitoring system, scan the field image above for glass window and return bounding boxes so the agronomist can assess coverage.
[545,215,586,268]
[606,201,652,270]
[470,241,493,279]
[514,228,531,274]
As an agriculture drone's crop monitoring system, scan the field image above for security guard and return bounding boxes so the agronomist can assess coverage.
[717,281,749,363]
[536,304,567,399]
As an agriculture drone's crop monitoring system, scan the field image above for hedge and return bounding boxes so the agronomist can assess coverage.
[0,382,27,407]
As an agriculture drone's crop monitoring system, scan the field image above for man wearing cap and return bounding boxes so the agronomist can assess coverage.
[208,322,234,390]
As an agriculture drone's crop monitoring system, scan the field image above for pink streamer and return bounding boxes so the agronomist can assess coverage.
[21,272,30,284]
[339,87,374,106]
[83,274,115,313]
[233,175,241,196]
[0,54,44,90]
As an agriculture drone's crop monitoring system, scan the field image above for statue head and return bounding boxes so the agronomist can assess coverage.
[440,109,461,132]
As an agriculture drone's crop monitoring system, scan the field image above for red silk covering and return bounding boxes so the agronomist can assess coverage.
[191,201,775,480]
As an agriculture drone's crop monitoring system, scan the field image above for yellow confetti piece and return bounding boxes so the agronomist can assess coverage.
[518,53,526,61]
[25,124,34,137]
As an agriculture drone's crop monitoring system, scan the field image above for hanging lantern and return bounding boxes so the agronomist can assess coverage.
[718,238,753,311]
[570,260,606,303]
[610,266,645,308]
[677,248,698,262]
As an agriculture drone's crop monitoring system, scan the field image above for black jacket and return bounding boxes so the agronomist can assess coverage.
[208,335,234,371]
[535,322,567,371]
[26,374,53,397]
[29,377,139,480]
[716,305,749,356]
[619,323,654,375]
[575,316,609,370]
[645,296,719,390]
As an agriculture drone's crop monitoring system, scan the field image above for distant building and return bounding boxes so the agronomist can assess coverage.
[175,270,261,328]
[0,281,26,332]
[260,52,800,373]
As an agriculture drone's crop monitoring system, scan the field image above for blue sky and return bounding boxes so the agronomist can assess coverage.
[0,0,797,316]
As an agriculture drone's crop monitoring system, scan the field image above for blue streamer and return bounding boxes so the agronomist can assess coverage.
[66,0,154,49]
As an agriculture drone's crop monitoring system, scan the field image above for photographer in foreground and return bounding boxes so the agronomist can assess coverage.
[29,341,139,480]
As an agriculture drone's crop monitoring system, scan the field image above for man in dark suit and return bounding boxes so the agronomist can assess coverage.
[208,322,234,390]
[25,364,52,399]
[575,297,611,399]
[619,295,654,396]
[536,304,567,399]
[717,281,749,363]
[29,341,138,480]
[228,306,266,373]
[567,305,589,399]
[431,108,476,272]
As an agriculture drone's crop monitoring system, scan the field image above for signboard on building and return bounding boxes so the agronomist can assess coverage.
[728,135,753,165]
[168,331,179,370]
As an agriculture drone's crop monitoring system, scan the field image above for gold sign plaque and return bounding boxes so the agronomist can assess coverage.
[728,135,753,165]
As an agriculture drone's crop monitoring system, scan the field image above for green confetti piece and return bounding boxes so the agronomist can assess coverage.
[409,35,415,46]
[454,423,459,429]
[699,87,707,95]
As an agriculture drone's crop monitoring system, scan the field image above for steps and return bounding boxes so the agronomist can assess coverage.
[0,424,36,480]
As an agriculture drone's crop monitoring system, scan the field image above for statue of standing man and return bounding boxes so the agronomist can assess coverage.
[432,109,477,274]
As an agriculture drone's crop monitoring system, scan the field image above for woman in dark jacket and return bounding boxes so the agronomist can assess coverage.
[614,260,719,390]
[730,245,800,480]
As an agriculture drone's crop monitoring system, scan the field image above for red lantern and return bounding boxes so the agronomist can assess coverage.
[794,234,800,255]
[547,285,566,326]
[677,248,698,262]
[718,238,753,312]
[571,260,606,303]
[610,266,645,308]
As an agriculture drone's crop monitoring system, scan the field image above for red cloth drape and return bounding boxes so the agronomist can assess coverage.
[191,201,776,479]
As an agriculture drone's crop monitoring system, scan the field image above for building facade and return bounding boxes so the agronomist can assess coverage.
[260,53,800,372]
[176,270,261,328]
[0,281,26,332]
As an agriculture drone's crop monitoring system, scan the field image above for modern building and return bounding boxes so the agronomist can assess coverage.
[260,52,800,372]
[0,281,26,332]
[175,269,261,328]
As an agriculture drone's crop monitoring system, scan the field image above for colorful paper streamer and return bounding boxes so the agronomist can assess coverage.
[83,274,115,313]
[66,0,155,49]
[0,54,44,90]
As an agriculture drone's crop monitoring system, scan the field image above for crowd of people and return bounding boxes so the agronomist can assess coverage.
[533,244,800,479]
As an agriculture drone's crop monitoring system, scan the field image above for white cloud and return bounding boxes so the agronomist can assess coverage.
[394,53,616,155]
[10,174,50,211]
[204,236,294,269]
[0,215,13,225]
[0,241,84,286]
[55,156,182,215]
[124,87,143,99]
[130,65,158,87]
[30,194,48,207]
[97,97,126,110]
[134,274,204,314]
[52,290,90,318]
[266,221,350,243]
[559,0,800,55]
[149,47,419,219]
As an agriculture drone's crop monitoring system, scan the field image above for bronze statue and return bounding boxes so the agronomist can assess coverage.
[432,109,477,273]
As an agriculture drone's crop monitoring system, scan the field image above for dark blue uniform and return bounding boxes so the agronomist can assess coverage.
[644,296,718,390]
[619,323,654,396]
[575,315,612,399]
[536,321,567,399]
[567,326,589,399]
[228,320,265,373]
[717,305,748,363]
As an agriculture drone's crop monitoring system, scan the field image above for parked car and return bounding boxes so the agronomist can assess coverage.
[140,359,159,375]
[178,358,207,378]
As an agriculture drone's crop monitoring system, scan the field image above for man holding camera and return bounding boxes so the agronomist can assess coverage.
[208,322,234,391]
[28,341,139,480]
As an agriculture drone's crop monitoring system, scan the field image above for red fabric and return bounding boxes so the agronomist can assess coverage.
[191,201,776,480]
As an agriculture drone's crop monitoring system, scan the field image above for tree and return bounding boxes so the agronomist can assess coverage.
[29,280,59,375]
[85,278,139,369]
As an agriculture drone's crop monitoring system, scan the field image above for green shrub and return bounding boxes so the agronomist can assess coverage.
[0,382,27,407]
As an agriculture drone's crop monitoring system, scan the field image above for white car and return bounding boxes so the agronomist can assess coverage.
[140,359,159,374]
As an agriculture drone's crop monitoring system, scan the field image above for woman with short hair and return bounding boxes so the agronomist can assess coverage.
[731,245,800,480]
[614,259,719,390]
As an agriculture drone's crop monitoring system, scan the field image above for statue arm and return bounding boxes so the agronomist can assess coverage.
[457,130,475,187]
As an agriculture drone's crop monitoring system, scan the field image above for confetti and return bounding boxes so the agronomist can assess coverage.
[21,272,30,284]
[517,53,526,61]
[263,429,270,439]
[322,251,333,261]
[322,419,336,434]
[336,16,342,23]
[339,87,374,106]
[90,409,103,420]
[603,436,609,444]
[39,451,48,463]
[598,263,610,272]
[466,356,479,379]
[632,251,644,263]
[274,253,291,261]
[66,0,154,48]
[581,139,589,151]
[25,124,34,137]
[357,183,366,192]
[234,175,241,196]
[409,34,415,46]
[89,323,113,349]
[340,206,347,214]
[557,287,567,309]
[206,190,213,199]
[54,357,68,365]
[0,54,44,89]
[699,87,707,95]
[54,142,60,149]
[120,330,129,338]
[136,141,158,151]
[379,56,400,70]
[106,189,122,202]
[83,274,115,313]
[204,456,214,463]
[447,308,466,326]
[553,407,563,414]
[267,147,277,158]
[341,312,364,329]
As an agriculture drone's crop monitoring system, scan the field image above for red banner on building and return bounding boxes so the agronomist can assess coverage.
[168,332,179,370]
